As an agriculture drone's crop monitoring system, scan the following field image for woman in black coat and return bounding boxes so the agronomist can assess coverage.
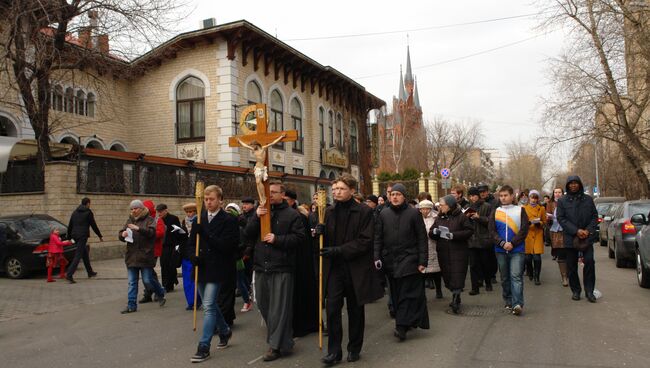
[429,195,474,314]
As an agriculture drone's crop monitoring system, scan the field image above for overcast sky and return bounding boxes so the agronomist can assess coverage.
[181,0,567,165]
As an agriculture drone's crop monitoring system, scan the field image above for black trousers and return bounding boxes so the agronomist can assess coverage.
[160,245,178,290]
[66,236,93,277]
[469,248,495,290]
[566,245,595,295]
[218,276,236,326]
[326,263,365,356]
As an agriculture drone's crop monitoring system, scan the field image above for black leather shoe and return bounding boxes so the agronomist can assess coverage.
[347,352,360,362]
[572,292,581,301]
[263,348,281,362]
[88,271,98,278]
[394,326,406,341]
[586,293,597,303]
[139,295,153,304]
[468,289,479,296]
[321,352,342,365]
[65,275,76,284]
[120,307,136,314]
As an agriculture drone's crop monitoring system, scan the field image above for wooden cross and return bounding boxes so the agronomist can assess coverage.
[228,103,298,239]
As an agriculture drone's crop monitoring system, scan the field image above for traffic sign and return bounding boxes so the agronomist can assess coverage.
[441,168,450,178]
[441,178,452,189]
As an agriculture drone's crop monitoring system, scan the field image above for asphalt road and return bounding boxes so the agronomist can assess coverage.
[1,245,649,368]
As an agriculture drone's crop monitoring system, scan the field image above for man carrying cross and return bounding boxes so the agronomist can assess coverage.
[236,134,285,206]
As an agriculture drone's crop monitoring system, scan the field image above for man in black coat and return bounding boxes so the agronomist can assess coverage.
[156,203,182,292]
[374,183,429,342]
[317,175,383,365]
[556,175,599,303]
[187,185,239,363]
[244,181,305,362]
[66,197,103,283]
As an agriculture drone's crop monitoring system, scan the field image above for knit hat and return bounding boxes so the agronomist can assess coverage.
[366,195,379,205]
[225,203,241,214]
[391,183,407,196]
[129,199,144,209]
[418,199,434,209]
[441,195,457,208]
[477,183,489,192]
[529,189,540,199]
[155,203,168,211]
[468,187,480,196]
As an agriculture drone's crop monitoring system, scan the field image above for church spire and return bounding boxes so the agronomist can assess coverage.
[413,76,421,108]
[398,65,407,101]
[404,45,414,86]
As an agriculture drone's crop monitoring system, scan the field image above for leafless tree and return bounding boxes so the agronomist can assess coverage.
[425,116,483,178]
[537,0,650,196]
[503,141,545,191]
[0,0,187,164]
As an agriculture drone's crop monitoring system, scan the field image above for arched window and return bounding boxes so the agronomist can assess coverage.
[86,140,103,149]
[176,76,205,141]
[0,116,18,137]
[247,81,262,104]
[291,98,303,153]
[76,90,86,116]
[350,120,358,163]
[318,107,325,148]
[65,87,74,113]
[87,93,96,117]
[60,136,77,145]
[270,90,283,148]
[328,171,336,180]
[328,110,334,147]
[52,85,64,111]
[336,113,343,148]
[110,143,127,152]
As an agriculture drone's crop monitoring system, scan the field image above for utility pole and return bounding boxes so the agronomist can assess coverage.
[594,140,600,197]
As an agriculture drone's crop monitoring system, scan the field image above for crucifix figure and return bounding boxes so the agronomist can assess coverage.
[229,103,298,238]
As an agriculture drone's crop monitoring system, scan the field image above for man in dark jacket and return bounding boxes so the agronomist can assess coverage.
[156,203,181,292]
[467,187,495,295]
[188,185,239,363]
[374,183,429,342]
[244,181,305,362]
[66,197,103,283]
[556,175,599,303]
[317,175,383,365]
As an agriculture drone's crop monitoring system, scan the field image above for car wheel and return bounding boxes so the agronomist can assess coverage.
[636,249,650,288]
[615,242,627,268]
[5,257,27,279]
[600,236,607,247]
[608,242,615,258]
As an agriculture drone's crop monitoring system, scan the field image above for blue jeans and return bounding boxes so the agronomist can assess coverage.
[197,282,231,348]
[127,267,165,310]
[496,252,525,307]
[237,269,251,304]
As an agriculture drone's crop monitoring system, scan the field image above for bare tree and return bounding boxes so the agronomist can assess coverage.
[538,0,650,196]
[385,106,428,174]
[0,0,187,164]
[425,116,483,178]
[503,141,545,191]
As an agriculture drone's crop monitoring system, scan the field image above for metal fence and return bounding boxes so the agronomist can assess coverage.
[0,160,44,193]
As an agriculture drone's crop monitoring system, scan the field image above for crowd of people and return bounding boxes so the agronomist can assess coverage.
[44,174,599,365]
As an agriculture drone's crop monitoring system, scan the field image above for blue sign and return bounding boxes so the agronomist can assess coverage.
[441,168,450,178]
[593,186,598,194]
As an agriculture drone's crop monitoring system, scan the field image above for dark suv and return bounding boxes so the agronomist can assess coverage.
[0,214,77,279]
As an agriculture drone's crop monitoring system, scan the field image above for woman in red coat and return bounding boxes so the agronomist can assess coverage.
[141,200,166,302]
[47,228,72,282]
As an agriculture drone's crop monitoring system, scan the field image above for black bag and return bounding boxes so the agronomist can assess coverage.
[573,236,589,251]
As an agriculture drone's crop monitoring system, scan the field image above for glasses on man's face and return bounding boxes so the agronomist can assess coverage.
[270,190,282,194]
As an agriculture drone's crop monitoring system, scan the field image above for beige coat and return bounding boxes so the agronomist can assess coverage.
[422,211,441,273]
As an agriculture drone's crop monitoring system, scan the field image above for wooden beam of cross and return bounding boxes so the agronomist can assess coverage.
[229,103,298,239]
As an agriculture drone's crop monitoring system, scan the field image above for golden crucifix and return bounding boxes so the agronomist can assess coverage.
[228,103,298,238]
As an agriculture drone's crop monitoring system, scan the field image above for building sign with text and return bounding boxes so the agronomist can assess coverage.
[322,147,348,168]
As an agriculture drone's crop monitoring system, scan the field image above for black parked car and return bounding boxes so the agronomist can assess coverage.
[594,197,625,246]
[0,214,77,279]
[607,200,650,268]
[631,213,650,288]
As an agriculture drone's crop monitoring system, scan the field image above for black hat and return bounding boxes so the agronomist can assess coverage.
[155,203,168,211]
[477,183,489,192]
[366,195,379,205]
[241,197,255,204]
[285,189,297,200]
[468,187,480,196]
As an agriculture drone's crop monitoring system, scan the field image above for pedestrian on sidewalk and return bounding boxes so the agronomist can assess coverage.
[556,176,598,303]
[156,203,181,293]
[180,203,200,310]
[118,199,166,314]
[375,183,429,341]
[547,187,569,286]
[317,175,383,365]
[244,181,305,362]
[140,200,165,303]
[467,187,495,295]
[489,185,529,316]
[65,197,102,283]
[47,228,72,282]
[429,194,474,314]
[189,185,239,363]
[225,203,253,313]
[523,190,547,286]
[419,199,443,299]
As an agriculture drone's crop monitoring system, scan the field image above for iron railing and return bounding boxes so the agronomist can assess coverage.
[0,160,44,193]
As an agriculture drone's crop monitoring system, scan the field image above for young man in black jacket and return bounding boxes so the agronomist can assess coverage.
[244,180,305,362]
[66,197,103,283]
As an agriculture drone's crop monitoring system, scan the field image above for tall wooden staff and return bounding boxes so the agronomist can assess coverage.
[317,188,327,350]
[193,181,205,331]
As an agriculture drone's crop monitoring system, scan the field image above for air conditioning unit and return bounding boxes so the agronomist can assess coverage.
[201,18,216,29]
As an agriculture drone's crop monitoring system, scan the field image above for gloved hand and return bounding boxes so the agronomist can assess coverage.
[431,228,440,235]
[374,260,383,270]
[189,254,201,267]
[442,232,454,240]
[313,224,325,236]
[320,246,342,258]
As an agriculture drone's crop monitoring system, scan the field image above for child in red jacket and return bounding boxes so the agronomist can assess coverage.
[47,228,72,282]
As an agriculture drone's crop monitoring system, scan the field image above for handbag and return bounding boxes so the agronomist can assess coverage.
[572,236,589,251]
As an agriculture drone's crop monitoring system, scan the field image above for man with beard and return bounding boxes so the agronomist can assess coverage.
[374,183,429,341]
[317,175,383,365]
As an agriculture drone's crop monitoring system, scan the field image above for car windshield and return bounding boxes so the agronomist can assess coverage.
[628,203,650,218]
[596,203,613,216]
[14,217,66,240]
